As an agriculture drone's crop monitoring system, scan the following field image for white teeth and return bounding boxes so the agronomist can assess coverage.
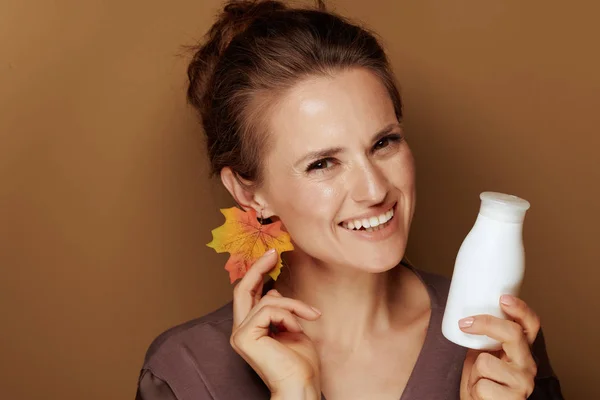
[342,206,395,231]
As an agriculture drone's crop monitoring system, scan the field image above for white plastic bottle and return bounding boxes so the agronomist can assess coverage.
[442,191,531,350]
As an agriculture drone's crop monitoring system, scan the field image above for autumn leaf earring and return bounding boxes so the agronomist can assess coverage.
[206,207,294,283]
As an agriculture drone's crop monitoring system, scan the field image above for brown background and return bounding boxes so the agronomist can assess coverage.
[1,0,598,399]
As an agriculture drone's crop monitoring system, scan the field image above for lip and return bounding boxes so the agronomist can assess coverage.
[338,202,397,226]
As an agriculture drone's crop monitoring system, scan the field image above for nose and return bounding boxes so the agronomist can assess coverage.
[349,160,388,205]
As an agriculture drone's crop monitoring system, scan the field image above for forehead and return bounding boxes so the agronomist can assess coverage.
[266,68,398,160]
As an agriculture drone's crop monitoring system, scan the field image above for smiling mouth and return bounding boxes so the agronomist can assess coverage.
[339,204,396,233]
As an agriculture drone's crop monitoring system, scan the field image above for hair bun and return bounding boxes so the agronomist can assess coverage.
[212,1,288,57]
[187,1,289,111]
[223,0,286,18]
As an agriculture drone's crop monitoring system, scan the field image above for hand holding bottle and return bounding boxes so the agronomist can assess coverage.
[459,294,540,399]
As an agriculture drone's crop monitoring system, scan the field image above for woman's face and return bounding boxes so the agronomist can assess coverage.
[259,68,416,273]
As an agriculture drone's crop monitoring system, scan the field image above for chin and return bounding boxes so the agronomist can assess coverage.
[350,246,406,274]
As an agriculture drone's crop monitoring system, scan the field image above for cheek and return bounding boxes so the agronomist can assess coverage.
[388,151,416,190]
[299,184,339,211]
[273,180,342,228]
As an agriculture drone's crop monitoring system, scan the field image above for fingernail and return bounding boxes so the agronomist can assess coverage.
[459,317,474,328]
[500,295,515,306]
[311,306,322,315]
[265,248,276,256]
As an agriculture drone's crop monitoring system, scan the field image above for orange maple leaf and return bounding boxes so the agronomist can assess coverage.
[207,207,294,283]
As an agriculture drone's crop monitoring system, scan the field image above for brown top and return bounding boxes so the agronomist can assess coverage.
[135,267,564,399]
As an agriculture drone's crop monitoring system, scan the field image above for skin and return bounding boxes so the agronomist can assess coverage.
[222,68,539,400]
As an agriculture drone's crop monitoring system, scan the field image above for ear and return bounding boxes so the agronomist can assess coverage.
[220,167,275,218]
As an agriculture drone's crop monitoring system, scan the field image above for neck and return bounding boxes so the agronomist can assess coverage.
[274,251,408,349]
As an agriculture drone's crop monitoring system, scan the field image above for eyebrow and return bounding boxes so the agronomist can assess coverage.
[293,122,403,168]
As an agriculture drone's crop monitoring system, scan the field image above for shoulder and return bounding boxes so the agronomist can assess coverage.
[139,301,269,399]
[418,269,452,302]
[403,258,452,308]
[139,302,237,393]
[142,301,234,366]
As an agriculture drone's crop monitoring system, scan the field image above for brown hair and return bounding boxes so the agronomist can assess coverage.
[187,0,402,185]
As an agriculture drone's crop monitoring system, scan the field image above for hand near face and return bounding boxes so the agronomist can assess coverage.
[229,249,322,399]
[459,295,541,399]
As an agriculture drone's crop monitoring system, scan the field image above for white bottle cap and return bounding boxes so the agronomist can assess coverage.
[479,192,531,223]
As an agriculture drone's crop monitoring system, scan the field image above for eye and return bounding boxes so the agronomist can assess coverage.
[372,134,403,152]
[306,157,336,173]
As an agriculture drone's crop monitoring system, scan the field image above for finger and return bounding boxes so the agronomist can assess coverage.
[233,249,278,327]
[500,295,541,345]
[459,314,531,366]
[253,281,264,305]
[467,352,532,396]
[471,379,521,400]
[239,306,305,342]
[266,289,282,297]
[243,294,322,325]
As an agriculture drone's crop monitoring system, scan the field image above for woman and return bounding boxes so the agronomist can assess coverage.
[136,1,563,399]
